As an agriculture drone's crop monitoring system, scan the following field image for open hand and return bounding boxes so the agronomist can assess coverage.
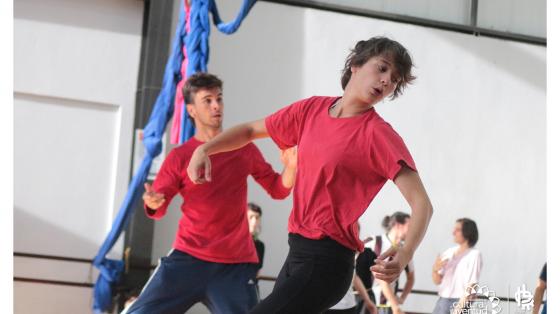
[433,255,448,273]
[142,183,166,209]
[370,246,411,283]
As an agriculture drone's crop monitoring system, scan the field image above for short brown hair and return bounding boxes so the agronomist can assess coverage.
[182,72,223,105]
[247,202,262,216]
[341,37,416,100]
[182,72,223,125]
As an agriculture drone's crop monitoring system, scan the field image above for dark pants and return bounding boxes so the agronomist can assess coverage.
[123,250,258,314]
[250,233,355,314]
[432,297,459,314]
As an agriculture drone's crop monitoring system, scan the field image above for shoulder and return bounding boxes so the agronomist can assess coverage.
[255,239,265,250]
[442,246,458,258]
[370,115,402,139]
[170,139,200,159]
[291,96,338,112]
[241,142,264,160]
[468,248,482,259]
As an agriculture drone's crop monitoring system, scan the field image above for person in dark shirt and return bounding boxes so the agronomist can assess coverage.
[533,263,547,314]
[248,202,265,270]
[248,202,265,299]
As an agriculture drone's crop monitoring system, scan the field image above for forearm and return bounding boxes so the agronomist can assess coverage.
[432,271,442,285]
[401,198,432,260]
[380,282,400,308]
[394,169,433,262]
[201,121,267,156]
[353,275,372,303]
[533,286,545,314]
[281,165,297,188]
[400,274,414,300]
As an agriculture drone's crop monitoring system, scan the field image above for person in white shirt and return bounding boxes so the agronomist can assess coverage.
[367,212,415,314]
[431,218,482,314]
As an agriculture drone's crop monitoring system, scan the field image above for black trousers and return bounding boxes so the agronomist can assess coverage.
[250,233,355,314]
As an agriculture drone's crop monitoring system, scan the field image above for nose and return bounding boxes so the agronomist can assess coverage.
[211,100,221,111]
[380,73,391,86]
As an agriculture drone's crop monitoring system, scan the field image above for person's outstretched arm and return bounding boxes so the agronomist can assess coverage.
[371,166,433,283]
[431,255,446,285]
[250,146,297,199]
[532,279,546,314]
[187,119,268,184]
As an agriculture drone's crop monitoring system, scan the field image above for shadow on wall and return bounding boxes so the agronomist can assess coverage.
[433,31,546,92]
[14,0,143,35]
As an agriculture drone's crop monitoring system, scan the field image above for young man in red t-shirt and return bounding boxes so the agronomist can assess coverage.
[187,37,433,314]
[123,73,297,314]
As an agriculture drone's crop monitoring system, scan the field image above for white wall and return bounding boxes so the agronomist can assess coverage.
[14,0,143,312]
[150,1,545,314]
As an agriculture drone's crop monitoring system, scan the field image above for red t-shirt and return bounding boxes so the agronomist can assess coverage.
[146,137,291,264]
[265,96,416,252]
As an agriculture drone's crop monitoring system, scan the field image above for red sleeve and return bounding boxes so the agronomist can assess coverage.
[144,148,183,219]
[248,143,292,200]
[370,122,417,180]
[264,98,308,150]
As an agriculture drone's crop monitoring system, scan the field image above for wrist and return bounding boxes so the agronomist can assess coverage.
[198,144,210,154]
[285,164,297,171]
[398,247,413,267]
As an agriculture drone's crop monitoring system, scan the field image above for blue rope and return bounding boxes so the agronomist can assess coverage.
[179,0,257,143]
[91,0,257,312]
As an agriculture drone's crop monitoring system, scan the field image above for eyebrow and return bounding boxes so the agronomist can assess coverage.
[201,92,223,100]
[379,58,392,66]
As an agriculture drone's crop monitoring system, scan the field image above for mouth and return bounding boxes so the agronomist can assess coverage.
[212,114,222,119]
[372,87,383,96]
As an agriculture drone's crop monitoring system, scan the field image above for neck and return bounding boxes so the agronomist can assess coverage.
[194,127,221,142]
[458,242,470,252]
[331,92,372,118]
